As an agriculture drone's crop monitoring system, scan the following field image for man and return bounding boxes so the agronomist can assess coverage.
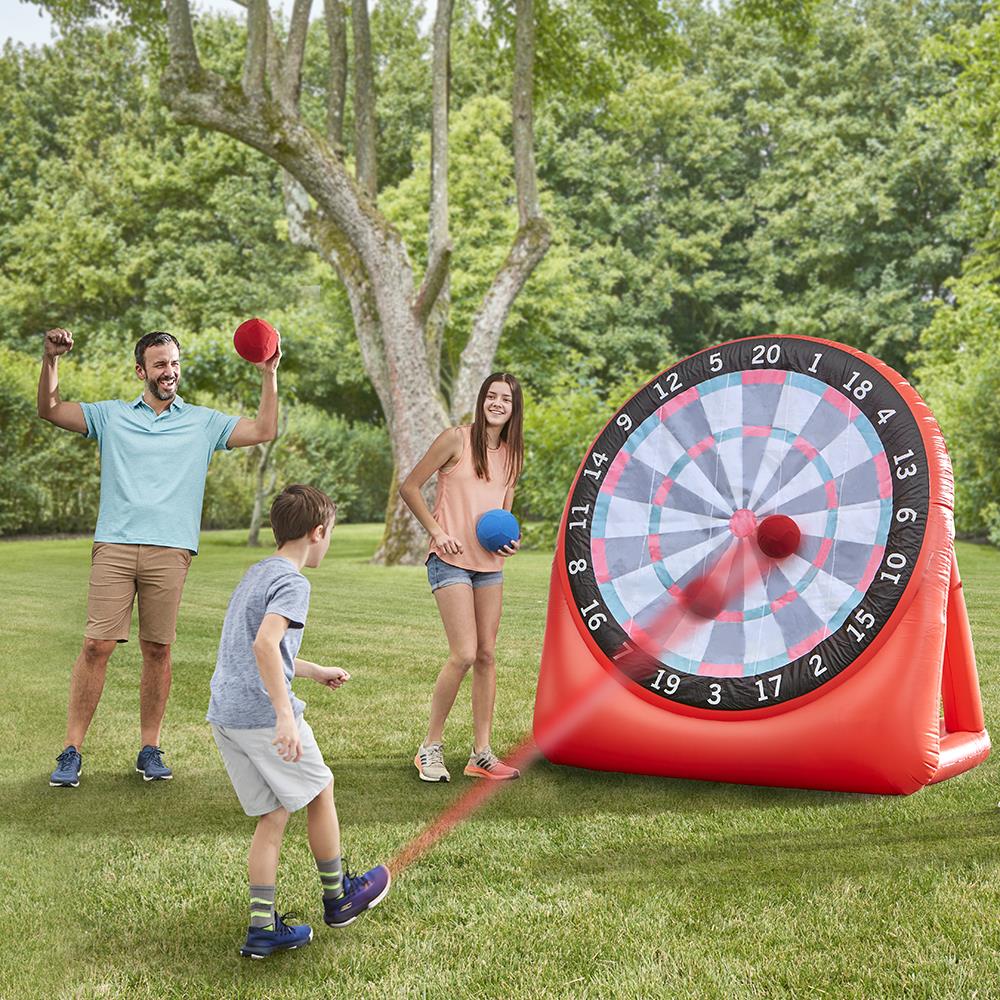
[38,327,281,787]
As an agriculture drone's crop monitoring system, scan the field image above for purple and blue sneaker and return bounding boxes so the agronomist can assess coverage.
[50,746,82,788]
[324,864,391,927]
[240,912,313,959]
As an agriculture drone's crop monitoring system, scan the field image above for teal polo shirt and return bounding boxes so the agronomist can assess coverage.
[81,394,240,553]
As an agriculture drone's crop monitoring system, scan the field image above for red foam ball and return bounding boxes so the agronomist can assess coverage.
[233,317,278,363]
[757,514,801,559]
[682,574,727,619]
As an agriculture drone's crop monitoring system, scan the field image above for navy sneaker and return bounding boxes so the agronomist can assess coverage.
[50,746,82,787]
[323,864,391,927]
[135,745,172,781]
[240,912,313,959]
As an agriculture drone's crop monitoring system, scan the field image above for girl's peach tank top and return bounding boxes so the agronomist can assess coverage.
[428,425,511,572]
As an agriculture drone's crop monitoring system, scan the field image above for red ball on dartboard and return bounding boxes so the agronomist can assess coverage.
[756,514,801,559]
[233,317,278,363]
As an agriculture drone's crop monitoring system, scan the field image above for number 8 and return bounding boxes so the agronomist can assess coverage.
[568,559,587,575]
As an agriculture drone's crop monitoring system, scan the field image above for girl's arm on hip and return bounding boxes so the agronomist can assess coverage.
[398,427,465,550]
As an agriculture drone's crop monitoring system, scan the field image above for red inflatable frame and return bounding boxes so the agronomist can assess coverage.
[533,336,990,794]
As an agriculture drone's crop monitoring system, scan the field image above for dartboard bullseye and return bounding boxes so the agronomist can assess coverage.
[563,337,928,712]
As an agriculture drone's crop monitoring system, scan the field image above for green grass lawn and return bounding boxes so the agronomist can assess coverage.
[2,527,998,999]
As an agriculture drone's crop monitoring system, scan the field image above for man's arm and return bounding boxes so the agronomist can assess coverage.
[37,329,87,434]
[226,335,281,449]
[253,611,302,762]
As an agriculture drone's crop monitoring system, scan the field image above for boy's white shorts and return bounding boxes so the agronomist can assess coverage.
[211,716,334,816]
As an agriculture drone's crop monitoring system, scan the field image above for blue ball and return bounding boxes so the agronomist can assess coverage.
[476,509,520,552]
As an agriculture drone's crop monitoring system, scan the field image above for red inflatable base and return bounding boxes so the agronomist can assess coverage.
[534,546,988,795]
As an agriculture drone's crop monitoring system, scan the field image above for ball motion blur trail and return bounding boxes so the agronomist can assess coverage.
[388,537,777,876]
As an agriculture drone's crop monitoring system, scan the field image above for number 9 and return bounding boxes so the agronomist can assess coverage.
[616,413,632,432]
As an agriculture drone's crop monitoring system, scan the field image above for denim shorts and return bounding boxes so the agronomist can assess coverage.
[426,553,503,592]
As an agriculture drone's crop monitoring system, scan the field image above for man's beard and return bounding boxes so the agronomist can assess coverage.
[147,376,178,401]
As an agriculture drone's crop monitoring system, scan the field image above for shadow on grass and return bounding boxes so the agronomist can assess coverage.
[547,807,1000,890]
[7,758,999,916]
[5,755,894,839]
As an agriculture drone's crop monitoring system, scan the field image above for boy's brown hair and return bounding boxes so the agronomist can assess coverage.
[269,484,337,547]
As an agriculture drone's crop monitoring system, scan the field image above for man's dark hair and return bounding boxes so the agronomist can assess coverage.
[269,484,337,547]
[135,332,181,369]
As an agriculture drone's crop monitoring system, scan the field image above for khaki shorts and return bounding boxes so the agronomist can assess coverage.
[86,542,192,645]
[211,717,334,816]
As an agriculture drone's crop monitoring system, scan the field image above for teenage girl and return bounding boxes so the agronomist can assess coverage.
[399,373,524,782]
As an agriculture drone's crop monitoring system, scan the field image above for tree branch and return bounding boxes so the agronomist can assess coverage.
[164,0,201,76]
[323,0,348,148]
[451,218,551,421]
[281,0,313,109]
[352,0,378,200]
[413,240,452,327]
[243,0,269,97]
[429,0,452,259]
[160,63,372,255]
[451,0,550,418]
[228,0,284,87]
[512,0,540,224]
[310,216,390,409]
[422,0,454,387]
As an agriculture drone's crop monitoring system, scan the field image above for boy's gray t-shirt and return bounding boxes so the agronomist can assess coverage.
[207,556,310,728]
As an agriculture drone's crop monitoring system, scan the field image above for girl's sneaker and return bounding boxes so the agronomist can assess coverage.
[464,746,520,780]
[323,864,391,927]
[240,913,313,959]
[414,741,450,782]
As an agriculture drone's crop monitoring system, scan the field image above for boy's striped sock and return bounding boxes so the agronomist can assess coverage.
[249,884,276,930]
[317,857,344,899]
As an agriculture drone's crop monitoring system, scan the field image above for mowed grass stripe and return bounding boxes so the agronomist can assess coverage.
[1,529,997,999]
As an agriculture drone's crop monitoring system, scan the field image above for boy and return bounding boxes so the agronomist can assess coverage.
[207,484,390,959]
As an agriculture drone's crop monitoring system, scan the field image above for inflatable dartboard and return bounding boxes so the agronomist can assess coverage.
[533,335,990,794]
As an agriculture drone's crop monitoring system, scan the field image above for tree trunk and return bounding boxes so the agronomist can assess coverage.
[247,434,279,546]
[161,0,549,564]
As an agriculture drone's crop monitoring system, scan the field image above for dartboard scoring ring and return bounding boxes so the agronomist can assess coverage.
[562,336,930,713]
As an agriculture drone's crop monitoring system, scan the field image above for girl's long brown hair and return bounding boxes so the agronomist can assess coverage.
[471,373,524,486]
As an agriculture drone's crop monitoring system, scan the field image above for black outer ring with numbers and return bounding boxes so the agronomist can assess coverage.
[562,336,931,712]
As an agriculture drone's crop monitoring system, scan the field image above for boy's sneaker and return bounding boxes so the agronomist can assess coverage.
[464,746,520,781]
[323,864,391,927]
[135,745,172,781]
[49,746,82,787]
[240,912,313,959]
[414,741,450,782]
